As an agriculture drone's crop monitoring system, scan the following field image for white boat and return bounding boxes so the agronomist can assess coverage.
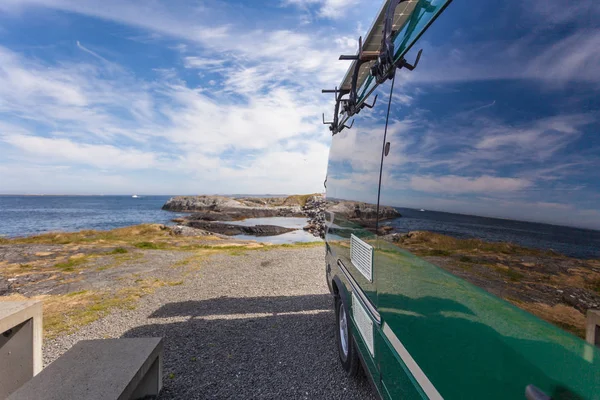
[132,195,139,198]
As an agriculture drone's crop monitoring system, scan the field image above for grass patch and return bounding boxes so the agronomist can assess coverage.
[25,277,180,338]
[588,277,600,294]
[399,231,551,257]
[96,253,144,271]
[273,241,323,249]
[9,224,171,246]
[67,290,88,297]
[134,241,164,250]
[53,256,90,272]
[282,193,320,207]
[505,268,525,282]
[417,249,452,257]
[108,247,128,254]
[514,302,586,338]
[227,249,247,256]
[459,255,473,263]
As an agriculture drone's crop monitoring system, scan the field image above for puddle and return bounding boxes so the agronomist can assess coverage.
[225,217,322,244]
[222,217,308,229]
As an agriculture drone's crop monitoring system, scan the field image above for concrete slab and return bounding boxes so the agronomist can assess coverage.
[8,337,164,400]
[586,309,600,347]
[0,301,43,399]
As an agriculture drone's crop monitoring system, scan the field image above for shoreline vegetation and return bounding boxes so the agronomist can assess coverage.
[1,195,598,340]
[386,231,600,338]
[0,224,320,338]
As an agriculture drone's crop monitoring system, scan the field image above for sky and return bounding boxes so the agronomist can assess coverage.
[0,0,380,195]
[324,0,600,229]
[0,0,599,229]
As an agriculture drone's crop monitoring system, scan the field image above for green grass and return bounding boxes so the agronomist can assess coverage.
[402,231,552,257]
[54,256,90,272]
[134,241,165,250]
[506,268,525,282]
[588,277,600,294]
[67,290,89,297]
[108,247,128,254]
[491,265,525,282]
[418,249,452,257]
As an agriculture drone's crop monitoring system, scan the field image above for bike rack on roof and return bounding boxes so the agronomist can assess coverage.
[322,0,428,135]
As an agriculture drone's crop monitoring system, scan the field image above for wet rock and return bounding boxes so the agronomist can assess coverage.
[186,221,295,237]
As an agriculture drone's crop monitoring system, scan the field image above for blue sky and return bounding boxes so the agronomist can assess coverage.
[0,0,599,229]
[0,0,382,195]
[324,0,600,229]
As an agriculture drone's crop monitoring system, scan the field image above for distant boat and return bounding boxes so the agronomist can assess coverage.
[419,209,425,212]
[132,195,139,198]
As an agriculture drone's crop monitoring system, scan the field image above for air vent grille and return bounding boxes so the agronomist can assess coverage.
[350,234,373,282]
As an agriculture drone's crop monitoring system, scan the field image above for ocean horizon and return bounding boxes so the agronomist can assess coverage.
[1,195,599,259]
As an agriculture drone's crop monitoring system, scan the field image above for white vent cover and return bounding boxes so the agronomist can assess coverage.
[352,292,374,356]
[350,234,373,282]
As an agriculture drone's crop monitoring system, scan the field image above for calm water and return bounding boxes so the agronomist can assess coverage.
[388,208,600,259]
[0,195,181,237]
[0,196,320,244]
[224,217,321,243]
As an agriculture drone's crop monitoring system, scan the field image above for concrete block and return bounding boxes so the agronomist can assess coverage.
[586,309,600,347]
[8,337,164,400]
[0,301,43,398]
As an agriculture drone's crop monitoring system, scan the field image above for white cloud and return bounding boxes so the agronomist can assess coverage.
[282,0,360,19]
[183,57,225,69]
[2,134,162,169]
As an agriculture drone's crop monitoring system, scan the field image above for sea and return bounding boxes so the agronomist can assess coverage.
[389,208,600,260]
[0,196,599,258]
[0,195,320,244]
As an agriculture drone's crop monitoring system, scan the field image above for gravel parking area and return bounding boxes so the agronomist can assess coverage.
[44,246,375,399]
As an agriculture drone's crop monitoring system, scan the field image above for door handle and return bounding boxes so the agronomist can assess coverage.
[525,385,551,400]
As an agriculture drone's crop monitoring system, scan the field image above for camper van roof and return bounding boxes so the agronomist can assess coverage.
[339,0,419,91]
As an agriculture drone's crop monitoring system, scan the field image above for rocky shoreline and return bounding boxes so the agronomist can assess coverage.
[163,195,402,239]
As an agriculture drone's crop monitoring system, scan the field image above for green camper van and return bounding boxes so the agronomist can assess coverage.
[323,0,600,399]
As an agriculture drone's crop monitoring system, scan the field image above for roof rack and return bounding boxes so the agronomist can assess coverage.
[322,0,453,135]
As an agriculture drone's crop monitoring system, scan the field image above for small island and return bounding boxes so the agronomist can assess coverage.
[161,194,401,238]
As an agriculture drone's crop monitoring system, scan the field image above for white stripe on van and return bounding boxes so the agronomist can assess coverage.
[382,322,443,400]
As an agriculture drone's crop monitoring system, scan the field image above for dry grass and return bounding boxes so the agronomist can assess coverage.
[1,224,323,338]
[282,194,320,207]
[511,301,586,338]
[403,231,549,257]
[1,277,184,338]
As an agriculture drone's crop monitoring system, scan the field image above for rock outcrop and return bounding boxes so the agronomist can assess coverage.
[302,195,326,238]
[162,195,303,218]
[327,200,401,221]
[186,221,295,236]
[162,195,401,239]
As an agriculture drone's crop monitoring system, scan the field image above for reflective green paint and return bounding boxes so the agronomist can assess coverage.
[375,239,600,399]
[324,1,600,397]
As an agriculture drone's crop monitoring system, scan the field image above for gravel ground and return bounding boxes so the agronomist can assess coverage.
[44,246,375,399]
